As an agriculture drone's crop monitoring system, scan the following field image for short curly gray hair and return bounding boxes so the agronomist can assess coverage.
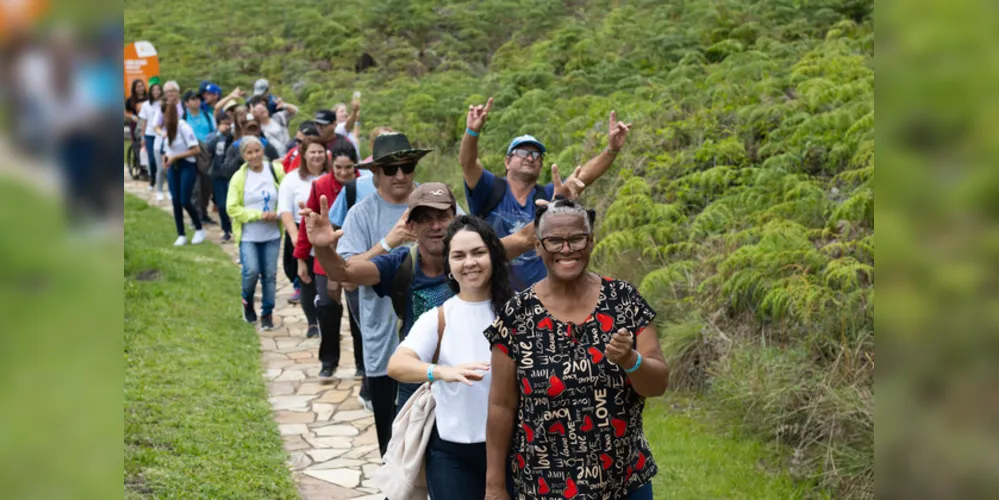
[239,135,263,157]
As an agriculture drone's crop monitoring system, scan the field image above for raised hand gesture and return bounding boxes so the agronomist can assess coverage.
[551,164,586,200]
[385,208,417,249]
[608,110,632,151]
[298,196,343,248]
[466,97,493,134]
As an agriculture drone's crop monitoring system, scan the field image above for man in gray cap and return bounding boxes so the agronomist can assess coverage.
[252,78,284,116]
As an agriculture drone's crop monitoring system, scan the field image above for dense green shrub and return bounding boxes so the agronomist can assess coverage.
[126,0,874,496]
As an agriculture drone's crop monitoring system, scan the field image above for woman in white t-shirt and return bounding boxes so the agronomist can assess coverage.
[386,215,516,499]
[161,101,206,246]
[137,83,164,193]
[226,136,286,331]
[278,136,329,337]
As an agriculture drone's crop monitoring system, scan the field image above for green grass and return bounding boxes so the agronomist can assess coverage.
[124,194,297,498]
[645,397,815,499]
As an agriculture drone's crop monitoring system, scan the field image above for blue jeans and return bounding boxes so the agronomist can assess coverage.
[144,135,158,187]
[212,177,232,234]
[426,425,486,500]
[239,238,280,316]
[625,482,653,499]
[166,160,202,236]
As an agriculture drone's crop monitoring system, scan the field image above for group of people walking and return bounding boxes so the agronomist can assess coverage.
[126,77,670,499]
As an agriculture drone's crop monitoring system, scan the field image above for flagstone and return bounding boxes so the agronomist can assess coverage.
[303,468,361,489]
[275,410,315,424]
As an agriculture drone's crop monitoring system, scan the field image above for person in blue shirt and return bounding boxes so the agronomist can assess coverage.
[302,182,540,411]
[459,97,632,290]
[182,90,214,142]
[198,82,223,125]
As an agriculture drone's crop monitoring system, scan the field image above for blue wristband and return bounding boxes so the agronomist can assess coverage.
[427,364,436,382]
[624,352,642,374]
[465,128,479,137]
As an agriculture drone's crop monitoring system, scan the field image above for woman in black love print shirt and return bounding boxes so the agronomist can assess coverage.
[483,199,670,500]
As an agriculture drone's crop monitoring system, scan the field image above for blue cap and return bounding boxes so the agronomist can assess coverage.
[506,135,546,155]
[198,80,211,93]
[203,83,222,96]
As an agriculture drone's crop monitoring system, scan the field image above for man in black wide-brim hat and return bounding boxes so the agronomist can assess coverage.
[322,131,434,457]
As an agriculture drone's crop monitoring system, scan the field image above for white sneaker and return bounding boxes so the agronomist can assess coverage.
[173,236,187,246]
[147,185,154,191]
[191,229,206,245]
[156,192,164,202]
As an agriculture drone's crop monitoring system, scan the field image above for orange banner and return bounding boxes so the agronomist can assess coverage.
[123,41,160,98]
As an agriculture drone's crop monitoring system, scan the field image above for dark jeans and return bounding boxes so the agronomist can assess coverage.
[367,375,398,457]
[211,177,232,234]
[166,160,202,236]
[282,231,299,290]
[296,255,319,327]
[314,274,343,366]
[625,482,654,499]
[396,382,422,412]
[144,135,158,187]
[426,425,486,500]
[345,289,365,370]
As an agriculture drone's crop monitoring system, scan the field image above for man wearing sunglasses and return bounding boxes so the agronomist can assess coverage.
[459,97,632,289]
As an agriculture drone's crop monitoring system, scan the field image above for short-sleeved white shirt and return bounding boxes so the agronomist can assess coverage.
[163,120,199,158]
[138,100,162,137]
[398,296,495,444]
[278,173,318,224]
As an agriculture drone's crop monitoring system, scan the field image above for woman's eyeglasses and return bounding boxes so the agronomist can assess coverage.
[509,149,543,161]
[380,162,417,176]
[540,234,590,253]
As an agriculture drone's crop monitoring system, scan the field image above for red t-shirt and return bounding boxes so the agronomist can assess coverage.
[293,172,346,276]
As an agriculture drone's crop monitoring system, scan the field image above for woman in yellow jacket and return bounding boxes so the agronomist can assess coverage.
[226,136,286,330]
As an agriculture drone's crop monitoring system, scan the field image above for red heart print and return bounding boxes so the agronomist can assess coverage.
[523,423,534,443]
[563,478,578,498]
[596,313,614,332]
[538,317,554,330]
[497,344,509,355]
[600,453,613,470]
[636,451,647,470]
[626,465,634,481]
[612,418,627,437]
[603,275,613,282]
[636,325,646,337]
[522,378,532,395]
[548,421,566,435]
[516,453,525,469]
[588,346,604,364]
[538,476,550,494]
[547,376,565,397]
[580,415,594,432]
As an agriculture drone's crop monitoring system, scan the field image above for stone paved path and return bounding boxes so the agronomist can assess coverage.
[124,168,384,500]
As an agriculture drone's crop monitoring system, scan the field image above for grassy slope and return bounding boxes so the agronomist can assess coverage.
[124,194,297,498]
[645,399,814,499]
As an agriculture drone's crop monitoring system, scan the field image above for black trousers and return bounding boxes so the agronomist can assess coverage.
[367,375,398,457]
[344,289,365,370]
[193,169,212,220]
[314,275,343,367]
[282,231,299,289]
[296,255,319,326]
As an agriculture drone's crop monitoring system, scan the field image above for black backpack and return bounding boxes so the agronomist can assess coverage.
[389,245,420,339]
[476,177,547,218]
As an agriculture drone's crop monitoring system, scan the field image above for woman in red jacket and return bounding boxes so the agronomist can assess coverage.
[293,136,359,380]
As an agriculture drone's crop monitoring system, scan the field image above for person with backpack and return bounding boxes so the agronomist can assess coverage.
[226,136,286,330]
[459,98,631,289]
[291,137,359,381]
[182,89,218,226]
[205,114,235,241]
[300,169,582,457]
